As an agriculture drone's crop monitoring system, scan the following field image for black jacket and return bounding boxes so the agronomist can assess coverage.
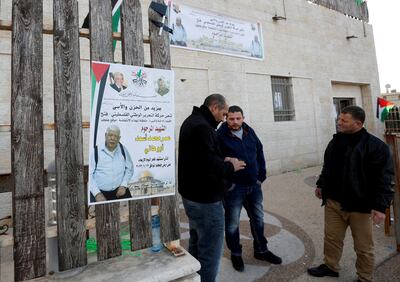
[178,105,234,203]
[217,122,266,186]
[317,128,394,213]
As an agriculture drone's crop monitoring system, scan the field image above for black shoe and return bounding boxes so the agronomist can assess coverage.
[231,255,244,272]
[307,264,339,277]
[254,251,282,265]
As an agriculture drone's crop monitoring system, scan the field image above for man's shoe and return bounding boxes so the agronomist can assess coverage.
[254,251,282,264]
[231,255,244,272]
[307,264,339,277]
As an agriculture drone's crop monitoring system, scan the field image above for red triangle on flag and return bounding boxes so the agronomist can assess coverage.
[91,62,110,82]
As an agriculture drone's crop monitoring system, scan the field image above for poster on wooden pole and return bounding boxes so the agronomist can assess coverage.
[89,61,175,205]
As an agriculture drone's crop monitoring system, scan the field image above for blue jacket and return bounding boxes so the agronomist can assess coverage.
[217,122,267,186]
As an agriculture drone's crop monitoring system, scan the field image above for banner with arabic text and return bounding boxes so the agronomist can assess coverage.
[169,3,264,60]
[89,61,175,205]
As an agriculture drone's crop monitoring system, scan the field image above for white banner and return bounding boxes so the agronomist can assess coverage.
[89,61,175,205]
[169,3,264,60]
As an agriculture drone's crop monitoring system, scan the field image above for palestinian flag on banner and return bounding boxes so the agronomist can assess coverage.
[90,62,111,146]
[376,97,395,122]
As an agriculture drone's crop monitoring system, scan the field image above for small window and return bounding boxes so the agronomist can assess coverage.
[271,76,295,121]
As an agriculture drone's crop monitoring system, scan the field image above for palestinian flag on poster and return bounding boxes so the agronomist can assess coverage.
[90,62,111,146]
[376,97,395,122]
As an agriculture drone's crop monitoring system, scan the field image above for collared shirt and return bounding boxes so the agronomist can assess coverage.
[89,143,134,196]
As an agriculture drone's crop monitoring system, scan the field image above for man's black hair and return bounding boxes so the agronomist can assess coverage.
[341,105,365,124]
[203,94,226,110]
[228,105,243,115]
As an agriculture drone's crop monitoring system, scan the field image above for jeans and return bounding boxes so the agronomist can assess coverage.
[223,183,268,256]
[182,198,224,282]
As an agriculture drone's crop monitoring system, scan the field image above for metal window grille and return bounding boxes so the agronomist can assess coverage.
[271,76,295,121]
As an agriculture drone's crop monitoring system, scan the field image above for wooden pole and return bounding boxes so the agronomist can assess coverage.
[53,0,87,270]
[11,0,46,280]
[120,0,153,251]
[148,0,180,242]
[385,134,400,251]
[90,0,122,260]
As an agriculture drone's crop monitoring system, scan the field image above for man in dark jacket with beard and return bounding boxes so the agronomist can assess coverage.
[218,105,282,272]
[308,106,394,282]
[178,94,246,282]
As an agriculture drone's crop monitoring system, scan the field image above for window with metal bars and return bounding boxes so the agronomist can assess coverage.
[271,76,295,121]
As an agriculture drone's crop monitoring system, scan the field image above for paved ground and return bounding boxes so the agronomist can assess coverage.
[1,166,398,281]
[203,166,397,282]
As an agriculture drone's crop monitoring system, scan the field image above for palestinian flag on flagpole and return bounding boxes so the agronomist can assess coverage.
[112,0,123,51]
[376,97,395,122]
[355,0,364,6]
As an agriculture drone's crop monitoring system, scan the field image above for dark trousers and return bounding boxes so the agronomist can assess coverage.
[223,183,268,256]
[182,198,224,282]
[90,187,132,203]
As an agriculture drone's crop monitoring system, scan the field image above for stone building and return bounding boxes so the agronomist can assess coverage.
[0,0,381,177]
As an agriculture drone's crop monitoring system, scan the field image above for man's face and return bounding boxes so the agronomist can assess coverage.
[337,113,362,134]
[227,111,244,131]
[211,103,228,123]
[176,18,182,26]
[114,74,124,87]
[105,130,121,151]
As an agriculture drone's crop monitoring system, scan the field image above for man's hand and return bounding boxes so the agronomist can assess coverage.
[95,192,107,202]
[371,210,386,224]
[315,187,322,199]
[116,186,127,198]
[226,157,246,172]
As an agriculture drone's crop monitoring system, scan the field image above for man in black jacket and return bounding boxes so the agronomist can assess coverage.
[308,106,394,282]
[178,94,246,282]
[218,105,282,272]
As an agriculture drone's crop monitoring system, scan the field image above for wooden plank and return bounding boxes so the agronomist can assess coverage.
[90,0,122,260]
[0,20,151,42]
[148,0,180,242]
[392,136,400,251]
[120,0,152,251]
[53,0,87,270]
[11,0,46,280]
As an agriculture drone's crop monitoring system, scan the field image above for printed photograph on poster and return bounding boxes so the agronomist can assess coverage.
[168,2,264,60]
[89,61,175,205]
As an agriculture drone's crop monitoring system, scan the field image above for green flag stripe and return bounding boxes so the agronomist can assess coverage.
[112,7,121,51]
[90,70,97,113]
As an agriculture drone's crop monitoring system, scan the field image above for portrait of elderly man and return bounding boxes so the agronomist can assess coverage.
[89,125,134,203]
[109,72,127,93]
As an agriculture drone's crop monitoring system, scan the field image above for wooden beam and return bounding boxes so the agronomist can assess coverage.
[0,19,150,43]
[11,0,46,280]
[148,0,180,243]
[0,122,90,132]
[90,0,122,261]
[121,0,153,251]
[53,0,87,270]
